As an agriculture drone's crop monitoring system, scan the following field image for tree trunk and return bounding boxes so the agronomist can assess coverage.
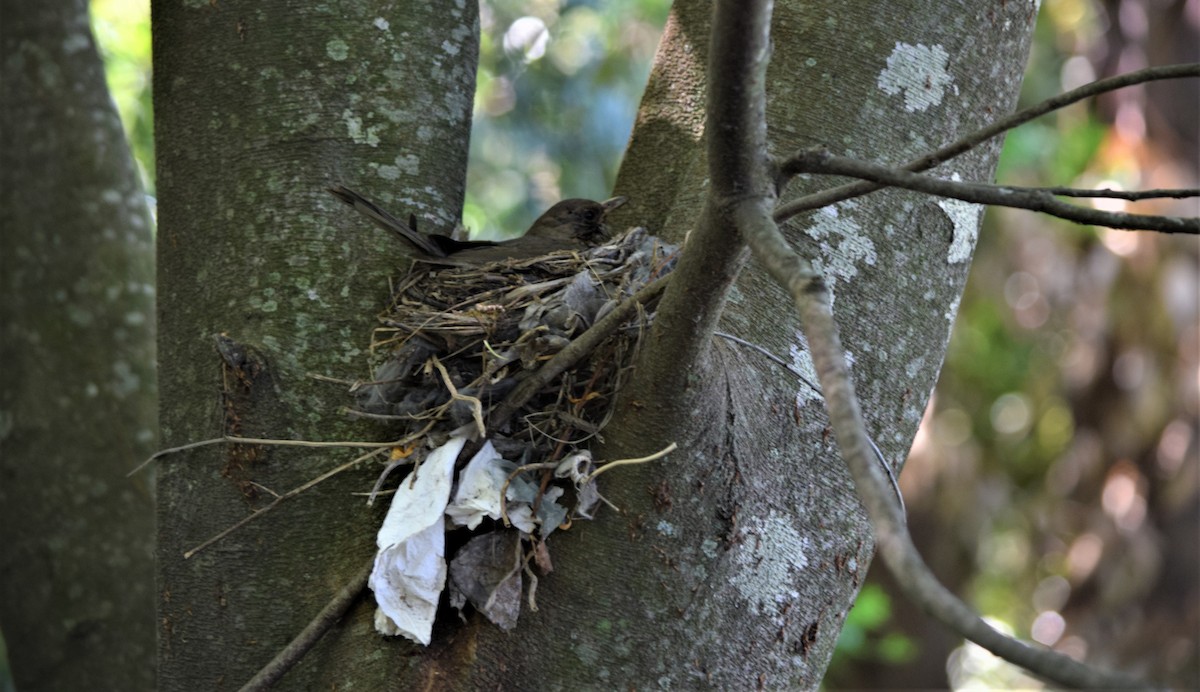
[152,0,478,687]
[561,1,1037,687]
[153,0,1036,688]
[0,1,157,689]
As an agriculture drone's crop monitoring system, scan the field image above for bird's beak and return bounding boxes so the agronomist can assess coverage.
[600,196,628,214]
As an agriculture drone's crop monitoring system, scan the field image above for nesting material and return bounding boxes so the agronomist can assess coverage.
[360,226,676,642]
[356,225,674,451]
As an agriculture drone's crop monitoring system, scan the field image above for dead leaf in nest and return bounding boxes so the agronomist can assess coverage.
[448,530,523,631]
[532,539,554,574]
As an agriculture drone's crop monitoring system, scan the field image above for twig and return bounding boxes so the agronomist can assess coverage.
[498,461,559,527]
[713,332,906,518]
[430,356,486,438]
[307,372,357,386]
[238,558,374,692]
[773,63,1200,223]
[183,446,389,559]
[338,407,425,422]
[784,150,1198,233]
[523,560,540,613]
[1040,186,1199,201]
[488,273,671,429]
[366,450,420,506]
[128,435,405,477]
[586,442,677,482]
[742,196,1151,690]
[714,331,811,384]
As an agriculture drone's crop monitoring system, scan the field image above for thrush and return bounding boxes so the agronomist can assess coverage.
[328,185,627,265]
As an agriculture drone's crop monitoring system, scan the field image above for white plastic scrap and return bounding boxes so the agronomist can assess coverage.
[445,441,513,529]
[535,486,567,539]
[506,503,538,535]
[369,436,466,644]
[556,450,602,519]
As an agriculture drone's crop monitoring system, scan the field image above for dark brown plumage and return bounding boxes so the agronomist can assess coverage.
[328,185,626,265]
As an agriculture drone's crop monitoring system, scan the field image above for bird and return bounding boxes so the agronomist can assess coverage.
[328,185,627,265]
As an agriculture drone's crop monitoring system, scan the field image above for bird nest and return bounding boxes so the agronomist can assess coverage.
[355,226,677,641]
[355,225,674,455]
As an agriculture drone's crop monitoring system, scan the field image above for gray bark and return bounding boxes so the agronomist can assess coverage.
[152,0,477,687]
[586,1,1036,687]
[0,1,157,689]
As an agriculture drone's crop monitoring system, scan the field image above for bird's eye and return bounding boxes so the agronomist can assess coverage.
[583,208,599,221]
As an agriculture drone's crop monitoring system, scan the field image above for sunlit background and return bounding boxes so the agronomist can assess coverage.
[88,0,1197,688]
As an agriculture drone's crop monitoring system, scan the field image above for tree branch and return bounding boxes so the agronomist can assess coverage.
[1039,186,1199,201]
[607,0,769,434]
[774,62,1200,222]
[239,558,374,692]
[784,149,1199,234]
[488,273,670,430]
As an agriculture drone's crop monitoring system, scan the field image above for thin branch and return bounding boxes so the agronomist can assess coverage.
[239,558,374,692]
[713,331,905,517]
[603,0,769,434]
[183,445,392,559]
[785,150,1198,234]
[431,355,486,438]
[773,63,1200,222]
[714,330,808,382]
[738,199,1153,690]
[1040,186,1199,201]
[586,442,677,482]
[128,435,404,477]
[488,273,670,429]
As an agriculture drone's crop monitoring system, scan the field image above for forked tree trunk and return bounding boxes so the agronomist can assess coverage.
[153,0,1034,688]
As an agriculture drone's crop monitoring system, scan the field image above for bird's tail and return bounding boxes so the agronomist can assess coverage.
[327,185,446,258]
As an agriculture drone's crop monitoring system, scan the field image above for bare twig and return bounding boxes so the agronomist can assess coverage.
[743,190,1152,691]
[713,331,905,518]
[183,446,389,559]
[128,435,405,477]
[488,273,670,429]
[239,558,374,692]
[714,330,807,381]
[431,356,486,438]
[1039,186,1199,201]
[586,442,677,482]
[773,63,1200,222]
[498,461,559,528]
[785,149,1198,234]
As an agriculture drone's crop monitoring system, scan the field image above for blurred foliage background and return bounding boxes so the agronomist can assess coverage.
[90,0,1197,688]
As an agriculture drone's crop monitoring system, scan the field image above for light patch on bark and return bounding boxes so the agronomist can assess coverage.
[326,38,349,62]
[936,181,983,264]
[945,292,963,323]
[790,333,822,408]
[341,110,380,147]
[635,42,705,140]
[62,32,89,54]
[802,204,878,301]
[377,153,420,179]
[905,354,926,379]
[732,511,809,613]
[877,42,954,113]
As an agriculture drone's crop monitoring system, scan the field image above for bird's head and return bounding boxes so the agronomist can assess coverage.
[526,195,627,243]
